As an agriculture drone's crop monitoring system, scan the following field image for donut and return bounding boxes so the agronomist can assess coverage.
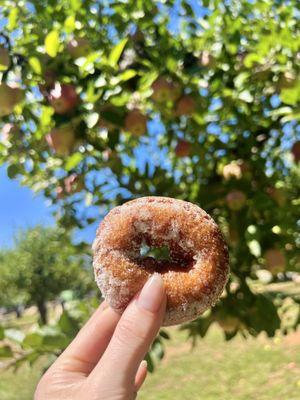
[93,197,229,326]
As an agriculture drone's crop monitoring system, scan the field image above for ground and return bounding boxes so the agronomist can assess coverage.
[0,325,299,400]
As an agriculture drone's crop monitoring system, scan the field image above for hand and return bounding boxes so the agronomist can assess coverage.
[35,274,166,400]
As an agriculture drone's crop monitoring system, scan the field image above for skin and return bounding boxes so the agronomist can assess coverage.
[35,274,166,400]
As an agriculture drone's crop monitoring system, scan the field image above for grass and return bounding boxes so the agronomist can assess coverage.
[0,327,299,400]
[141,328,300,400]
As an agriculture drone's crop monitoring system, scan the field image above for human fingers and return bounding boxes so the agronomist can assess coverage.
[89,274,166,388]
[134,360,148,391]
[52,302,121,375]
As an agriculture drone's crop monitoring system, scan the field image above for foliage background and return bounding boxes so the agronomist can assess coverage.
[0,0,299,382]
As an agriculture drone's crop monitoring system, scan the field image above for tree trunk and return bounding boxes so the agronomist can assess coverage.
[37,301,47,325]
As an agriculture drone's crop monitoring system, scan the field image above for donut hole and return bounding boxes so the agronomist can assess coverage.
[139,243,195,273]
[140,243,171,261]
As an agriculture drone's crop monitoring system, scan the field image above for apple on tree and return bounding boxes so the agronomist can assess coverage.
[98,105,121,131]
[48,83,79,114]
[291,141,300,163]
[266,187,286,207]
[64,173,85,194]
[198,50,216,68]
[56,185,65,200]
[264,248,286,274]
[175,139,191,157]
[124,109,147,136]
[0,83,24,117]
[277,70,297,90]
[226,190,247,211]
[0,46,10,71]
[46,124,76,156]
[175,95,196,116]
[1,123,19,143]
[222,160,250,180]
[151,77,181,103]
[67,37,91,59]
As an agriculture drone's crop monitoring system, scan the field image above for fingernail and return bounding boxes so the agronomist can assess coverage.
[138,273,165,313]
[140,360,147,370]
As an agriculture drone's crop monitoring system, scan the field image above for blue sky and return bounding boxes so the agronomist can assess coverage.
[0,165,100,248]
[0,166,54,247]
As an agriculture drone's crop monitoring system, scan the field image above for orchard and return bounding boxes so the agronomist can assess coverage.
[0,0,299,367]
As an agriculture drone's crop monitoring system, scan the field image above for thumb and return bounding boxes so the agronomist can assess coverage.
[89,273,166,387]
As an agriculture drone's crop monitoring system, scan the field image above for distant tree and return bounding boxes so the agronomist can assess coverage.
[0,251,27,317]
[0,226,92,324]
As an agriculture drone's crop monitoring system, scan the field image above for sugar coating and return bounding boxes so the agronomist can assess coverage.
[93,196,229,326]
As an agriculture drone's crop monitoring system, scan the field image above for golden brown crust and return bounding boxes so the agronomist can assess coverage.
[93,196,229,326]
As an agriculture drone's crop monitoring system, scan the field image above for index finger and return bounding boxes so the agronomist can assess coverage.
[89,274,166,387]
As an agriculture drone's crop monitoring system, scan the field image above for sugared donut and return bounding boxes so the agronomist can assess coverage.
[93,197,229,326]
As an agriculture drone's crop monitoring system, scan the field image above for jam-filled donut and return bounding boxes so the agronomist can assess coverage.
[93,197,229,326]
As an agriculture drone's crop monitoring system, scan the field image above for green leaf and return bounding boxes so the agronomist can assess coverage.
[152,341,165,360]
[27,351,41,367]
[159,330,170,340]
[29,57,42,75]
[0,345,13,358]
[279,82,300,106]
[23,332,43,349]
[7,164,20,179]
[70,0,81,11]
[65,152,83,171]
[58,311,79,337]
[0,326,4,340]
[118,69,137,82]
[138,71,158,92]
[42,333,69,350]
[8,9,19,31]
[45,30,60,57]
[64,15,76,32]
[145,352,154,373]
[243,53,263,68]
[108,38,128,67]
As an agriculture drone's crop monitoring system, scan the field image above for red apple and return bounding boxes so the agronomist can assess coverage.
[253,64,272,80]
[264,248,285,274]
[48,83,79,114]
[1,123,19,143]
[46,125,76,156]
[67,38,91,59]
[175,95,196,116]
[151,77,181,103]
[0,83,24,117]
[291,141,300,163]
[0,46,10,71]
[98,105,119,131]
[277,70,297,90]
[175,139,191,157]
[266,187,286,207]
[223,160,250,180]
[64,173,85,193]
[124,109,147,136]
[226,190,246,211]
[130,29,144,43]
[198,50,216,68]
[56,186,65,200]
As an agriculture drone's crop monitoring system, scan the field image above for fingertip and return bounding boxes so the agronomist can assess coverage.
[137,273,166,313]
[135,360,148,391]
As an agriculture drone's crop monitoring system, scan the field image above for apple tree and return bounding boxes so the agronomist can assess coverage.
[0,226,92,324]
[0,0,299,347]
